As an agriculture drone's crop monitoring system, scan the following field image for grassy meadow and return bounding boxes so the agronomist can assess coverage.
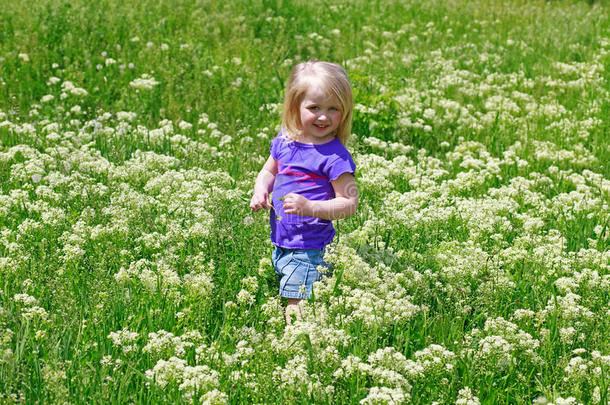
[0,0,609,403]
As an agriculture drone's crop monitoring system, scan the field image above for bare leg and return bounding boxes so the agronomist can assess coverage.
[285,298,301,324]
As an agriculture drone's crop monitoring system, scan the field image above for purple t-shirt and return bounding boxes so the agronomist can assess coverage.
[270,134,356,249]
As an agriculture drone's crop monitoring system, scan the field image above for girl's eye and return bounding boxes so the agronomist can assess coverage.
[329,107,338,112]
[309,106,320,111]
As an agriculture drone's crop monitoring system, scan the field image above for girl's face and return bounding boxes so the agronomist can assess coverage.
[297,84,342,144]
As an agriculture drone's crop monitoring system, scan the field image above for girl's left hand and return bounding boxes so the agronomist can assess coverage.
[282,193,312,216]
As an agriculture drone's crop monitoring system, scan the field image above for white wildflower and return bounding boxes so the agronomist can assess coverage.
[108,328,139,354]
[360,386,408,404]
[129,74,160,90]
[14,293,39,306]
[456,387,481,405]
[236,289,255,306]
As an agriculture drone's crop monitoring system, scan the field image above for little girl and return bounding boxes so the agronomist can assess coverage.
[250,60,358,323]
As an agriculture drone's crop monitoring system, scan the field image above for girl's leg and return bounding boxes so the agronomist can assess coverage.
[285,298,301,324]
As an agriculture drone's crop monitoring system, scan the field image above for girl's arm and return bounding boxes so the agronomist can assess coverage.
[250,155,278,211]
[283,172,358,220]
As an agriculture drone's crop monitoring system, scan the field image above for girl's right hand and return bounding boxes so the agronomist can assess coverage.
[250,192,271,212]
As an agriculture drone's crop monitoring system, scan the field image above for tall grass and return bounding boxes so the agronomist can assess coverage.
[0,0,609,403]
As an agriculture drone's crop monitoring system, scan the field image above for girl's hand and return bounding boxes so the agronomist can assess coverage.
[250,192,271,212]
[282,193,311,216]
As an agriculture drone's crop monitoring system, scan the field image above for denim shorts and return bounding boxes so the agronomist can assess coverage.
[272,246,330,299]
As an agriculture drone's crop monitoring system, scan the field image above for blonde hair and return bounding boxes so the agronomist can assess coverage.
[281,60,353,145]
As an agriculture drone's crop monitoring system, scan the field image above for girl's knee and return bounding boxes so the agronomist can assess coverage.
[285,298,302,324]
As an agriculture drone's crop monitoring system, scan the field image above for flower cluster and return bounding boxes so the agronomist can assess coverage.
[145,357,225,403]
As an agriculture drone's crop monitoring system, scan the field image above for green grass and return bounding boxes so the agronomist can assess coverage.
[0,0,609,403]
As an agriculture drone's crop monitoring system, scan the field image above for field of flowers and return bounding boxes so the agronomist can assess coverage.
[1,0,609,403]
